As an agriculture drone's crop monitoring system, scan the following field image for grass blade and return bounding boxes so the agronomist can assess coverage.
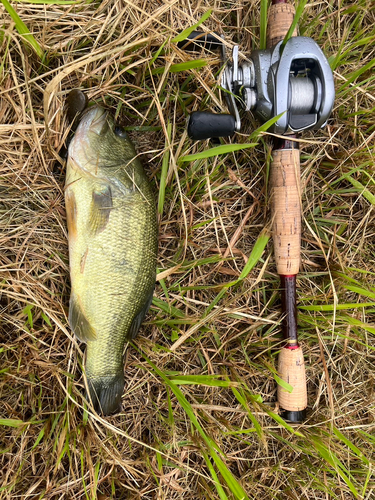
[232,388,264,443]
[1,0,43,59]
[343,284,375,300]
[300,302,375,311]
[273,373,293,393]
[205,230,269,315]
[281,0,308,50]
[237,230,269,281]
[249,111,287,138]
[340,57,375,89]
[345,175,375,205]
[152,296,185,318]
[158,121,172,215]
[172,10,213,43]
[338,315,375,335]
[14,0,78,3]
[0,419,27,428]
[22,304,33,329]
[202,450,229,500]
[151,59,207,75]
[179,143,258,162]
[259,0,268,50]
[149,38,168,66]
[169,374,238,387]
[265,410,304,437]
[332,427,369,465]
[0,418,43,427]
[310,435,360,498]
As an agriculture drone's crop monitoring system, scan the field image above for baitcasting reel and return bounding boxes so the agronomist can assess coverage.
[178,30,335,140]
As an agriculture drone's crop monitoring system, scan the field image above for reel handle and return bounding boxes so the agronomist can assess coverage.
[177,31,223,52]
[188,111,235,140]
[178,32,236,140]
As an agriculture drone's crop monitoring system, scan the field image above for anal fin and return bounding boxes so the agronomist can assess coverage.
[69,292,97,342]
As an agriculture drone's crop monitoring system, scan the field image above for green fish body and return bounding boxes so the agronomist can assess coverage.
[65,106,157,415]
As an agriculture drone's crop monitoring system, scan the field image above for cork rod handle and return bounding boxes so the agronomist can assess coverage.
[271,148,307,416]
[277,346,307,413]
[267,1,297,48]
[270,148,301,276]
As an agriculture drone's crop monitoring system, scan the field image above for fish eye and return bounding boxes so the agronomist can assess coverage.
[114,125,128,138]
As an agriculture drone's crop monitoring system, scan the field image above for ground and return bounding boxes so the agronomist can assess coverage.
[0,0,375,499]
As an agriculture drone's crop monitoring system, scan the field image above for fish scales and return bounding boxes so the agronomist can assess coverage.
[65,106,157,415]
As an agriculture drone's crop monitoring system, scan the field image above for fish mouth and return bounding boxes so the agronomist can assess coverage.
[68,106,109,172]
[76,105,109,139]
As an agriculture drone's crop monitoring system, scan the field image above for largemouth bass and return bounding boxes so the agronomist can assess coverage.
[65,106,157,415]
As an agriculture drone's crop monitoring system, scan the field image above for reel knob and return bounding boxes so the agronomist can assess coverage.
[177,31,223,52]
[187,112,236,140]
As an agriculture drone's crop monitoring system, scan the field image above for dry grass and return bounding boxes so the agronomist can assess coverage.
[1,0,375,499]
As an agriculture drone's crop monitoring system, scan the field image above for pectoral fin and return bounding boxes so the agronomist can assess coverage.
[88,185,112,235]
[69,292,97,342]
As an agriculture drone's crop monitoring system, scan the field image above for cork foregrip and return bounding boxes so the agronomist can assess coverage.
[278,346,307,412]
[267,3,298,48]
[270,148,301,275]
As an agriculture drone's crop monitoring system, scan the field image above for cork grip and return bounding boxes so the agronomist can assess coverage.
[277,346,307,412]
[270,148,301,276]
[267,3,297,48]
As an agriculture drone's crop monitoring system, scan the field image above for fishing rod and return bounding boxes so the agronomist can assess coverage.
[178,0,334,422]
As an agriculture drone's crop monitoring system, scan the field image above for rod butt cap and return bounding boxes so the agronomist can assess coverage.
[281,409,306,423]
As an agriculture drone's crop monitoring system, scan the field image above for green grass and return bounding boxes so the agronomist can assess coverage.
[13,0,78,3]
[1,0,44,59]
[172,9,213,43]
[281,0,309,49]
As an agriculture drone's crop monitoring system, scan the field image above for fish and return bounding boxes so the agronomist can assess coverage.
[65,105,158,415]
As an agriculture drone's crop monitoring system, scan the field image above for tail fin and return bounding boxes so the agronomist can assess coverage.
[86,373,124,415]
